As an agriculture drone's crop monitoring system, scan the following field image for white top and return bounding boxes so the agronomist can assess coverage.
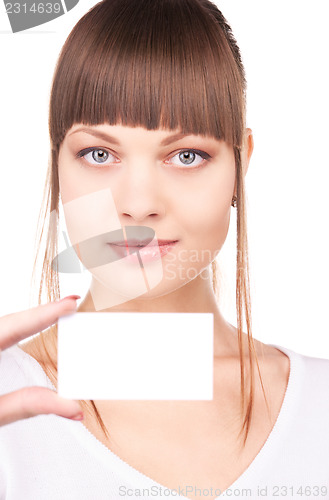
[0,342,329,499]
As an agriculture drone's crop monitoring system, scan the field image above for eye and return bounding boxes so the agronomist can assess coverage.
[75,147,117,166]
[75,146,211,169]
[168,149,211,169]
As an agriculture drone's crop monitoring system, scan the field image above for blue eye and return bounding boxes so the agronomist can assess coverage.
[170,149,211,168]
[76,147,115,166]
[76,147,211,169]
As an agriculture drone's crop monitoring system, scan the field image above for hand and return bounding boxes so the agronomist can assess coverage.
[0,296,83,426]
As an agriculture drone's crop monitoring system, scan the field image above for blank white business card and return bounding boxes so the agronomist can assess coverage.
[57,312,213,400]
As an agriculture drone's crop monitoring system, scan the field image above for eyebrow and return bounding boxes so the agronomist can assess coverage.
[67,127,193,147]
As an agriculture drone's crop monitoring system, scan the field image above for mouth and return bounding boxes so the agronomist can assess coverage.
[106,239,179,263]
[109,238,179,248]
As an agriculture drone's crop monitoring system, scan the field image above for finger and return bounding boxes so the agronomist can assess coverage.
[0,386,84,427]
[0,296,80,352]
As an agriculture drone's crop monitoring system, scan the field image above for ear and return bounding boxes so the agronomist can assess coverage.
[242,128,254,176]
[232,128,254,199]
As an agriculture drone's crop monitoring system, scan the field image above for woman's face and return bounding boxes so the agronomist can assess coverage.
[58,123,251,310]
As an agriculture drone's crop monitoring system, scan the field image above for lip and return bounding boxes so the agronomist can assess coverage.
[110,239,178,247]
[107,240,178,263]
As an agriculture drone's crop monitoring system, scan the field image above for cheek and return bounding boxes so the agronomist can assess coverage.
[179,170,234,243]
[58,159,85,204]
[190,198,231,262]
[58,155,121,246]
[58,149,100,204]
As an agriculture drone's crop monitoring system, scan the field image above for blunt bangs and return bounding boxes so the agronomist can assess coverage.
[49,0,246,150]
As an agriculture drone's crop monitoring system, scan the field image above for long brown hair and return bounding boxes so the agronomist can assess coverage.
[30,0,269,449]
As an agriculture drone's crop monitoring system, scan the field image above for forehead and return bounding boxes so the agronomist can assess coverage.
[65,123,224,148]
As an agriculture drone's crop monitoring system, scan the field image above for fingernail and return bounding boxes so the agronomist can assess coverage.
[57,295,81,303]
[70,412,84,421]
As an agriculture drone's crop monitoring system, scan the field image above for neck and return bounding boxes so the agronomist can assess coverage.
[77,270,240,358]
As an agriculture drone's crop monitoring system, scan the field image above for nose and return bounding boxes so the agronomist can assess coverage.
[115,161,166,222]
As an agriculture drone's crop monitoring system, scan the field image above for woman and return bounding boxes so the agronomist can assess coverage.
[1,0,329,498]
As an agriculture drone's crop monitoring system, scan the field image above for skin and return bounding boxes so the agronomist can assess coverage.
[54,124,291,498]
[15,124,291,498]
[0,297,83,426]
[58,123,255,358]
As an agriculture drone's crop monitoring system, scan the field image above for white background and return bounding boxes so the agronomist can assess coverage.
[0,1,328,358]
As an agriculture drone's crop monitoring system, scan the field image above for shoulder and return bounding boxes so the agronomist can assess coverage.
[297,349,329,389]
[18,327,57,379]
[242,339,329,403]
[16,328,58,389]
[18,326,56,363]
[254,339,329,378]
[246,339,291,389]
[0,333,55,395]
[270,342,329,377]
[270,342,329,406]
[0,345,32,394]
